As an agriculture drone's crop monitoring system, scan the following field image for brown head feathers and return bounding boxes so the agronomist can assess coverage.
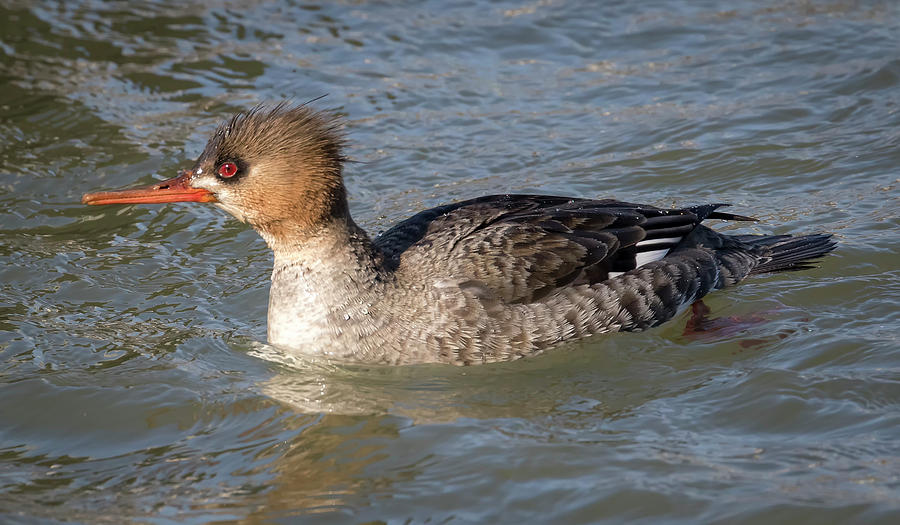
[205,102,346,170]
[191,102,351,247]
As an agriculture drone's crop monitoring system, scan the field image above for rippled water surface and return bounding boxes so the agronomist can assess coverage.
[2,0,899,523]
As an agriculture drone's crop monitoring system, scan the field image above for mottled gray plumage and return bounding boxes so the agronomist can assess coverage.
[83,103,838,365]
[352,194,834,363]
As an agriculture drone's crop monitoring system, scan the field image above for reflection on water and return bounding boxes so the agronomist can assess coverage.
[2,0,899,522]
[252,339,652,421]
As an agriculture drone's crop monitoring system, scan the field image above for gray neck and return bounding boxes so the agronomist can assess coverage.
[264,216,389,359]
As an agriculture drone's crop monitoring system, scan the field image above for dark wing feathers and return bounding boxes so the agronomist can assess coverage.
[374,194,578,258]
[373,195,748,304]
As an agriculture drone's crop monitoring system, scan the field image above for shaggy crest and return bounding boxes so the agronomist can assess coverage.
[204,102,346,170]
[191,102,350,244]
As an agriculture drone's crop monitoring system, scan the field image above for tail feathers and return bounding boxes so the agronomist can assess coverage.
[749,234,836,274]
[708,210,758,222]
[688,203,758,222]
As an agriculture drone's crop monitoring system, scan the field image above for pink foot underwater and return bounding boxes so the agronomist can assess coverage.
[682,300,796,348]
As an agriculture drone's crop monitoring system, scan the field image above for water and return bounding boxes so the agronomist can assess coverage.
[1,0,899,522]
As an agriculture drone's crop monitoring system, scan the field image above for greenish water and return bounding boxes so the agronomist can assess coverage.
[1,0,899,523]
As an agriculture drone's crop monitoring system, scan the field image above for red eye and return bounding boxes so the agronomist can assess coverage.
[217,162,238,178]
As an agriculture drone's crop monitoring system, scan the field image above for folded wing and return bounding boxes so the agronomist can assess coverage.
[374,195,745,304]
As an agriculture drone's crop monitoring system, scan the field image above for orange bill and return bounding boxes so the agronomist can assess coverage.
[82,171,216,205]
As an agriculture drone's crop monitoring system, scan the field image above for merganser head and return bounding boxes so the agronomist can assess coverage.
[82,103,347,246]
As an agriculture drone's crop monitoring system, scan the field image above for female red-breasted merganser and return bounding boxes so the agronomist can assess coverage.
[83,103,836,365]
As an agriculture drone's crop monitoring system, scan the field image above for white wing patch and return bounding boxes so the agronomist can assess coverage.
[634,236,683,267]
[635,248,671,267]
[609,236,684,278]
[636,236,682,248]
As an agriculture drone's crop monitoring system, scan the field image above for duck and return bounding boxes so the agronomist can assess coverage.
[82,103,836,365]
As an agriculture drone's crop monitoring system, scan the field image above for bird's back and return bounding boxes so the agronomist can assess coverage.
[370,195,834,364]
